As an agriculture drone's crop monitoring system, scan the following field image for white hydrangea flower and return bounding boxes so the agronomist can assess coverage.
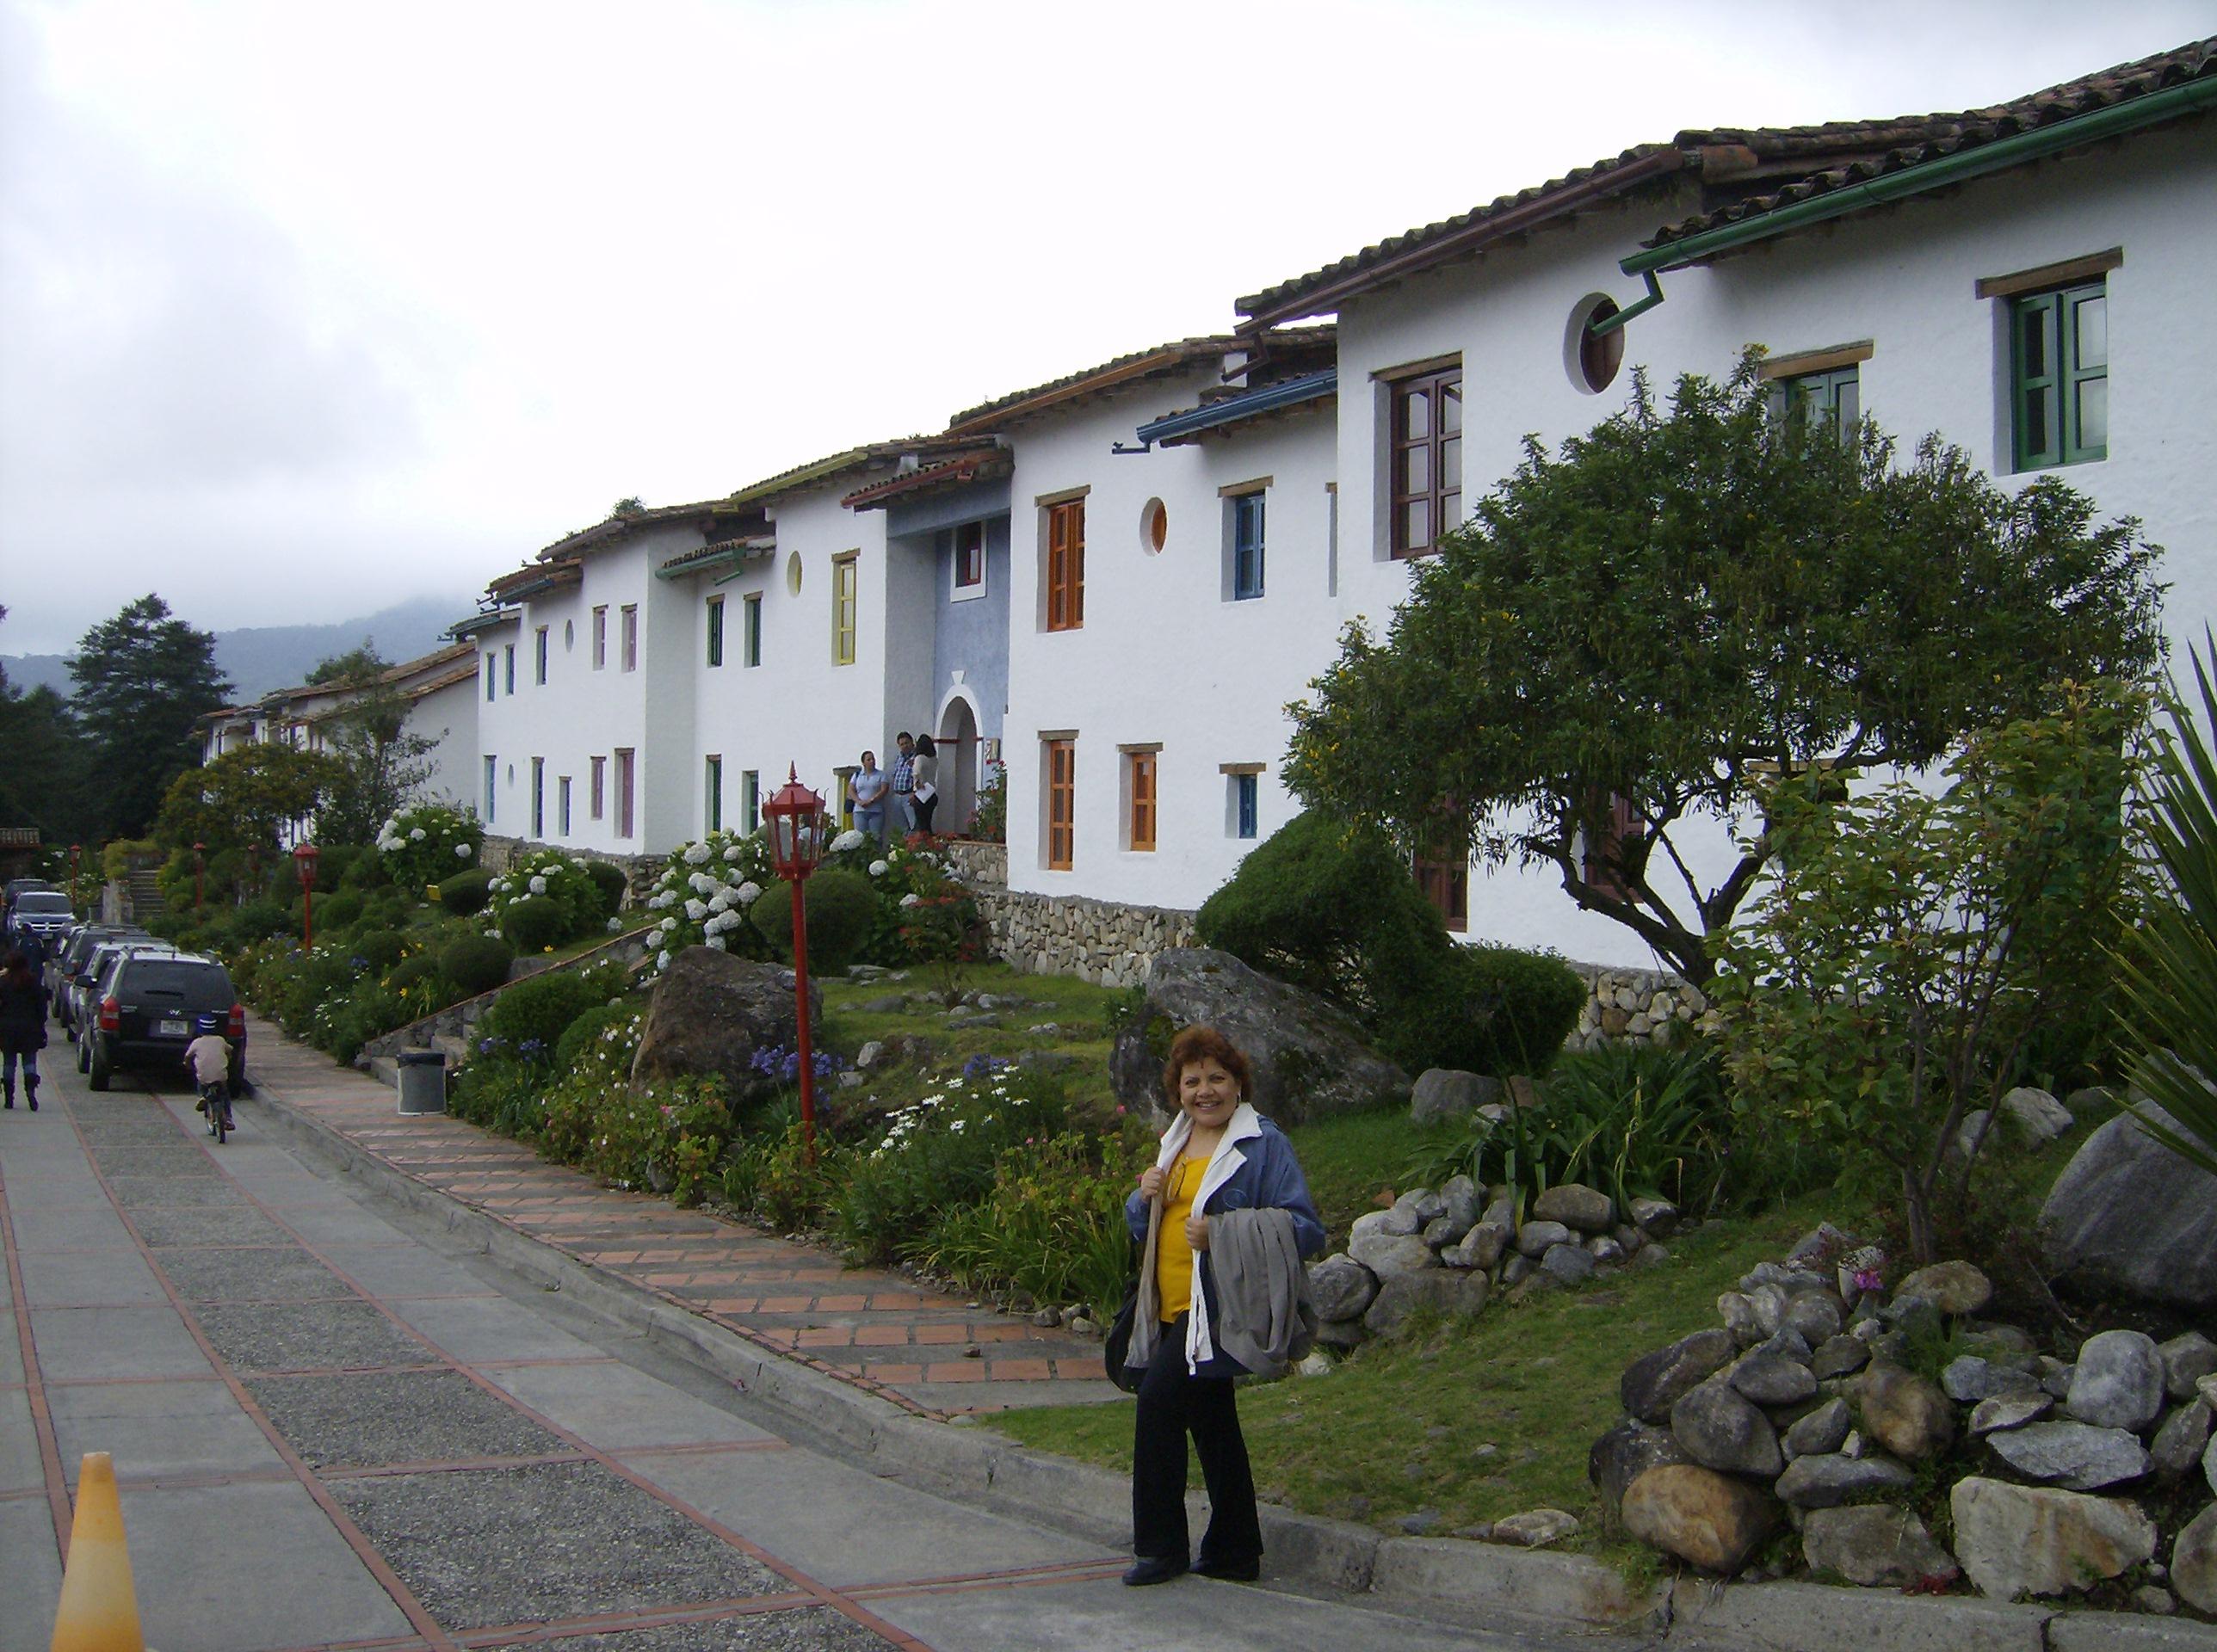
[831,829,865,854]
[606,917,622,933]
[658,949,671,969]
[723,845,744,862]
[735,881,762,906]
[455,843,473,859]
[684,899,707,922]
[528,875,548,895]
[707,891,732,913]
[705,934,727,951]
[571,858,590,870]
[659,915,680,932]
[899,892,922,908]
[683,843,713,865]
[868,860,888,877]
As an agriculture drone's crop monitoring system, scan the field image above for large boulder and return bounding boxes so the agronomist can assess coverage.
[1948,1476,2157,1600]
[1306,1255,1379,1324]
[1410,1068,1498,1124]
[1529,1183,1614,1233]
[1802,1505,1959,1589]
[1589,1418,1692,1520]
[1108,949,1408,1125]
[1621,1464,1779,1575]
[631,947,819,1097]
[2041,1099,2217,1312]
[1362,1269,1490,1338]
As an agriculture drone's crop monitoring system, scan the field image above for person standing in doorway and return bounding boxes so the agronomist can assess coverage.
[890,731,917,835]
[911,734,941,835]
[849,751,891,847]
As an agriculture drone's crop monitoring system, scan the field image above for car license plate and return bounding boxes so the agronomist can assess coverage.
[157,1019,188,1037]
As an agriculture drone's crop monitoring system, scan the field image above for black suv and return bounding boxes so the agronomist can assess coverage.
[85,952,247,1095]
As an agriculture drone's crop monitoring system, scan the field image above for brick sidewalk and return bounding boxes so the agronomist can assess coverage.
[240,1015,1121,1421]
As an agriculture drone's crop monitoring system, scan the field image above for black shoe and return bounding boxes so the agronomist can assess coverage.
[1194,1556,1261,1581]
[1121,1556,1189,1587]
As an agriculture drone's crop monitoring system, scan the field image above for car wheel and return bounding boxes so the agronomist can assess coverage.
[87,1041,110,1091]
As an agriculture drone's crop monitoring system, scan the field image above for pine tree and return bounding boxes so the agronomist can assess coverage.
[68,595,231,840]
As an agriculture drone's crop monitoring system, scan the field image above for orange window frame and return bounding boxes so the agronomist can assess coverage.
[1127,750,1157,852]
[1047,500,1085,631]
[1046,739,1076,869]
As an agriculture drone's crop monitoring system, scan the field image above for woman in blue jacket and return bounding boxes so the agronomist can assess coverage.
[1121,1024,1325,1586]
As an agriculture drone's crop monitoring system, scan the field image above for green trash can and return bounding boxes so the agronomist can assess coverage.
[396,1050,447,1115]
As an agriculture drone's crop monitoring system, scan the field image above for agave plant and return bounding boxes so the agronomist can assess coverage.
[2116,631,2217,1175]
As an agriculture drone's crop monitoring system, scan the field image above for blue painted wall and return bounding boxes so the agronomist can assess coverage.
[929,515,1009,742]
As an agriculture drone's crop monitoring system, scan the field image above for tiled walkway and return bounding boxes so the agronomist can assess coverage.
[245,1017,1121,1420]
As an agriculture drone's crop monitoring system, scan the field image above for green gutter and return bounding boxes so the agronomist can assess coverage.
[1592,74,2215,333]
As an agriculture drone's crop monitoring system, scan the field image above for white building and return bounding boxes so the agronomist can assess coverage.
[443,37,2213,975]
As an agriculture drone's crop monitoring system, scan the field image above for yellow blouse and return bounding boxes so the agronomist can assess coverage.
[1155,1156,1207,1322]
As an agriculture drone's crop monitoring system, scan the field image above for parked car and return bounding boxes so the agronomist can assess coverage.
[65,938,174,1043]
[52,926,150,1029]
[83,952,247,1095]
[4,889,76,951]
[3,878,56,924]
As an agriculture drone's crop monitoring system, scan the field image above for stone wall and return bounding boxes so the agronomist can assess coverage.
[971,888,1197,989]
[936,839,1007,889]
[1566,965,1708,1051]
[358,927,656,1062]
[479,835,665,902]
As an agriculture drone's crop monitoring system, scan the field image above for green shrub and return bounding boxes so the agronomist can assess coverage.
[498,897,569,955]
[441,934,514,997]
[554,1001,638,1074]
[581,859,627,920]
[438,867,493,915]
[361,885,411,922]
[751,867,878,974]
[310,844,361,892]
[916,1132,1142,1321]
[488,849,603,945]
[1195,809,1453,1017]
[352,929,408,971]
[318,889,366,932]
[479,969,603,1057]
[318,978,411,1063]
[376,803,485,891]
[1377,944,1584,1076]
[386,953,443,993]
[341,849,389,889]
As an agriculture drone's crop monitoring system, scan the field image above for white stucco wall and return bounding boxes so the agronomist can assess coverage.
[401,677,476,809]
[1327,118,2214,970]
[1002,362,1340,909]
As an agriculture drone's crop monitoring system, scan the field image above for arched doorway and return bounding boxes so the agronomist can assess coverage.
[936,695,980,835]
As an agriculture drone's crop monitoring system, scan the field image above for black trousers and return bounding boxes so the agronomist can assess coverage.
[1131,1311,1261,1564]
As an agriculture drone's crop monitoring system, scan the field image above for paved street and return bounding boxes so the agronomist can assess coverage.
[0,1040,1585,1651]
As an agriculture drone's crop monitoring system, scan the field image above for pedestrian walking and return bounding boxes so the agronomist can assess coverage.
[889,731,917,835]
[0,948,51,1111]
[849,751,892,847]
[1119,1025,1324,1586]
[910,734,941,835]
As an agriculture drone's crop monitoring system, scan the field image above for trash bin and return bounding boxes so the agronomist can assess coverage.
[396,1050,447,1115]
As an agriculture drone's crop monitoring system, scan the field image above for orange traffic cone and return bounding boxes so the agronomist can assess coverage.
[49,1452,145,1652]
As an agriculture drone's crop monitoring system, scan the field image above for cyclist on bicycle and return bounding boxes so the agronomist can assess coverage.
[184,1015,233,1133]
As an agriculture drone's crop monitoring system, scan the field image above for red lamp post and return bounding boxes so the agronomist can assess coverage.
[293,841,320,951]
[762,766,829,1163]
[193,841,207,915]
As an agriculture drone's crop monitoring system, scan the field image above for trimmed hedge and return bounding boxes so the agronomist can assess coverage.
[500,897,568,954]
[440,934,514,998]
[553,1001,636,1075]
[1376,944,1584,1076]
[750,867,877,975]
[352,929,408,971]
[582,860,627,919]
[438,867,493,915]
[479,971,604,1056]
[317,890,366,933]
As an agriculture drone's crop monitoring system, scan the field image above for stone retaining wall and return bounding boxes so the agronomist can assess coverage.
[1566,965,1708,1051]
[936,838,1007,889]
[480,835,665,902]
[358,927,656,1062]
[971,887,1197,989]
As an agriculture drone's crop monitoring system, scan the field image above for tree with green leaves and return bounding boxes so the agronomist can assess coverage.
[153,743,343,855]
[313,675,440,846]
[1283,361,2164,983]
[306,643,388,687]
[68,595,231,840]
[0,607,99,844]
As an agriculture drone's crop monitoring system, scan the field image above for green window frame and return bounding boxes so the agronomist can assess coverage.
[705,755,722,833]
[706,596,725,668]
[2011,280,2107,471]
[1773,364,1860,433]
[742,594,763,667]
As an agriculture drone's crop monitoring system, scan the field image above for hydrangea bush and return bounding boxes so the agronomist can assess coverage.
[486,848,606,946]
[376,804,484,893]
[639,829,775,967]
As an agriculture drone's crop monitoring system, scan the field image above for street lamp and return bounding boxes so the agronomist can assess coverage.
[762,765,829,1162]
[193,841,206,916]
[293,841,320,951]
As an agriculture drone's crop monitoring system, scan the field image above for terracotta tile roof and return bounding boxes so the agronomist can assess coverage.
[840,447,1011,510]
[726,435,986,509]
[1648,37,2216,251]
[488,558,584,601]
[657,534,777,578]
[533,498,736,563]
[1236,145,1685,328]
[945,336,1242,434]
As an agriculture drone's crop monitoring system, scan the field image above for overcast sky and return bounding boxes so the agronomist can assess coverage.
[1,0,2206,655]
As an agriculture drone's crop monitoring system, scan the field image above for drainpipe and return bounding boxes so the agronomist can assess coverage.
[1589,73,2217,336]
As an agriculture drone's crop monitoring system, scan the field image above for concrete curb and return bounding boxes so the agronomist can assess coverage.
[240,1074,2217,1651]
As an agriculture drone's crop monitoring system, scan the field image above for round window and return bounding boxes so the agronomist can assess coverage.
[1139,497,1167,555]
[1568,294,1626,394]
[786,552,803,596]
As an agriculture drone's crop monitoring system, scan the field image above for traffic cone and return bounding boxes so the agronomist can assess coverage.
[49,1452,144,1652]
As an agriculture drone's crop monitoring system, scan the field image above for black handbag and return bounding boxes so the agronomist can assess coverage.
[1103,1276,1143,1393]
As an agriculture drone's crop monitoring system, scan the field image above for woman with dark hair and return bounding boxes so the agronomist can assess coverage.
[0,949,50,1111]
[1119,1024,1324,1586]
[909,734,940,835]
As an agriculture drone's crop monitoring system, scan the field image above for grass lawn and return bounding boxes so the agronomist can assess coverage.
[983,1188,1861,1557]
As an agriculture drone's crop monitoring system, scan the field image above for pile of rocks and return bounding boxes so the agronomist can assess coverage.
[1592,1233,2217,1614]
[1306,1176,1679,1348]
